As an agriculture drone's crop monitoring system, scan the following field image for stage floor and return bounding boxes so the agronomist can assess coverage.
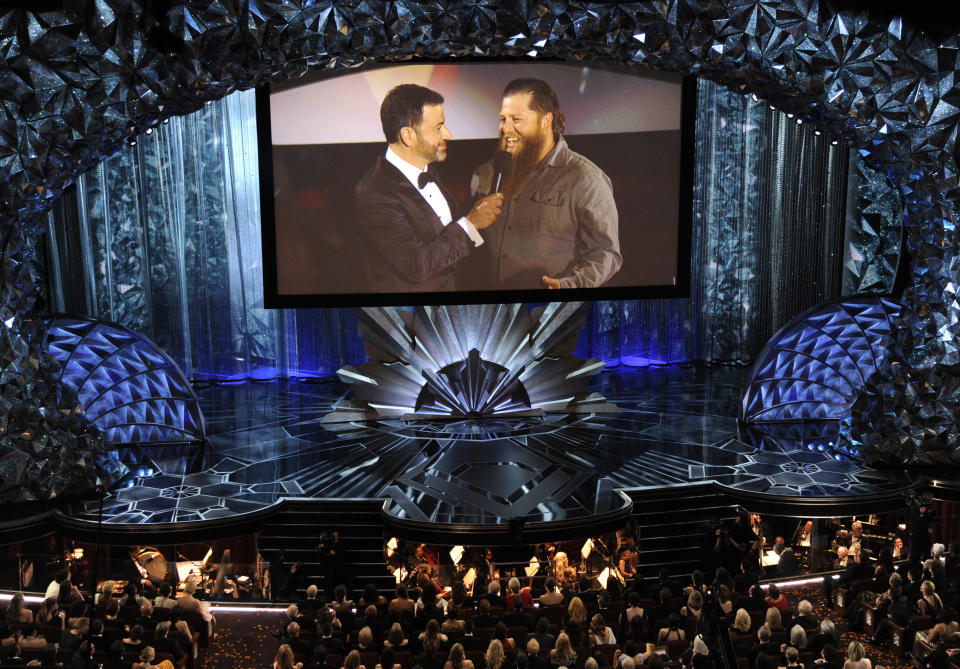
[67,364,918,527]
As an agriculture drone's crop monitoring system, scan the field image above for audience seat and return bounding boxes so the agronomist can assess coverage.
[889,616,932,659]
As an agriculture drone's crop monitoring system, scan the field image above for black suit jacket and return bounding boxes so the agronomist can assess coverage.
[460,634,487,651]
[355,155,475,293]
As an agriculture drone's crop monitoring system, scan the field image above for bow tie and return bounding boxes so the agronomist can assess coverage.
[417,170,437,189]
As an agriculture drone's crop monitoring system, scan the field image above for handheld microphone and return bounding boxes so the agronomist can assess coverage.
[492,150,512,194]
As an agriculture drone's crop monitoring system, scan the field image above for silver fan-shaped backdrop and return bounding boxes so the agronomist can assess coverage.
[324,303,619,422]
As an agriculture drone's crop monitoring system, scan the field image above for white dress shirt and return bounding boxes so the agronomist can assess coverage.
[385,148,483,247]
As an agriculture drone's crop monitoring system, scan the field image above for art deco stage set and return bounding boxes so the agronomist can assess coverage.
[1,0,960,601]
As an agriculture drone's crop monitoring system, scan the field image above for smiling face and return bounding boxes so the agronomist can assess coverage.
[498,92,552,158]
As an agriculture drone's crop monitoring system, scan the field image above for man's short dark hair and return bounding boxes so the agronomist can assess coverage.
[380,84,444,144]
[502,78,566,140]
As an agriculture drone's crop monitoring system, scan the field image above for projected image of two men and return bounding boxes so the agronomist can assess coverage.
[266,63,686,304]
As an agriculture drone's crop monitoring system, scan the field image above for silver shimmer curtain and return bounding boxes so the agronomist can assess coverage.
[45,79,855,378]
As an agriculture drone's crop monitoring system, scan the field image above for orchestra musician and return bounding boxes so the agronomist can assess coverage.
[892,536,905,559]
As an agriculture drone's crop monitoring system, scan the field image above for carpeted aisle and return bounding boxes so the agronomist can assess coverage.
[201,610,286,669]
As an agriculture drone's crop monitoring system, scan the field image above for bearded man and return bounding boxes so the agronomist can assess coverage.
[355,84,502,293]
[470,78,621,289]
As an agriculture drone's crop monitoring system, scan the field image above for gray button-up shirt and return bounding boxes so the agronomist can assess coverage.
[472,138,621,289]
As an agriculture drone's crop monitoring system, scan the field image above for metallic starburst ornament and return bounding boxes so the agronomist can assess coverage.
[324,303,618,422]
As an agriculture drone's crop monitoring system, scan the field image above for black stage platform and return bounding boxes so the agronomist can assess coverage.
[61,365,922,538]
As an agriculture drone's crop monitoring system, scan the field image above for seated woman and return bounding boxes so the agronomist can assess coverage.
[657,614,685,644]
[96,580,117,605]
[132,645,176,669]
[566,597,588,628]
[765,607,784,632]
[175,580,202,614]
[5,593,33,625]
[494,621,515,652]
[917,609,959,645]
[35,597,63,629]
[445,642,475,669]
[589,613,617,646]
[417,618,449,654]
[716,586,734,615]
[916,580,944,619]
[123,623,146,654]
[730,608,752,652]
[342,650,364,669]
[783,625,806,652]
[486,639,514,669]
[120,582,145,608]
[549,632,578,669]
[778,646,802,669]
[154,583,177,610]
[355,626,376,653]
[442,606,465,637]
[624,592,645,627]
[842,641,871,669]
[765,584,788,612]
[384,622,409,650]
[16,623,48,650]
[681,591,704,626]
[103,597,122,627]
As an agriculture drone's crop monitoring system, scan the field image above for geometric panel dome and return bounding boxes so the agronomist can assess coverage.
[44,316,205,445]
[741,296,900,423]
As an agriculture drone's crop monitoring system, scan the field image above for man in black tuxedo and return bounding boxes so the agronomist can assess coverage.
[460,619,487,651]
[318,622,346,656]
[355,84,502,293]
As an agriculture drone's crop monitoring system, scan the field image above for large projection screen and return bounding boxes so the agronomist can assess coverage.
[259,62,695,307]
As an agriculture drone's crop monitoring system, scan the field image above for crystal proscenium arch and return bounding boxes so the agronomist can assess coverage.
[44,316,206,446]
[741,296,901,423]
[0,2,958,461]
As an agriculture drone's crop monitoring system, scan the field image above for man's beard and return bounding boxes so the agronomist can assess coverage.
[499,128,547,200]
[416,132,446,164]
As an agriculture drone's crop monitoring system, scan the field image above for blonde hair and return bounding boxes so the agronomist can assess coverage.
[765,607,782,630]
[553,632,574,661]
[486,639,506,669]
[847,641,864,662]
[358,626,373,646]
[786,647,799,664]
[276,644,297,669]
[734,608,751,633]
[590,613,607,639]
[687,590,704,612]
[140,646,156,662]
[449,643,466,669]
[921,580,936,596]
[182,580,197,595]
[568,597,587,624]
[100,580,116,599]
[344,650,363,669]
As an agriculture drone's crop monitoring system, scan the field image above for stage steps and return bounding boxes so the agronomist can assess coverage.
[626,483,739,581]
[256,498,394,599]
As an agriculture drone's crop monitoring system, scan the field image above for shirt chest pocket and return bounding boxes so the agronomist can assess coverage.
[531,189,572,235]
